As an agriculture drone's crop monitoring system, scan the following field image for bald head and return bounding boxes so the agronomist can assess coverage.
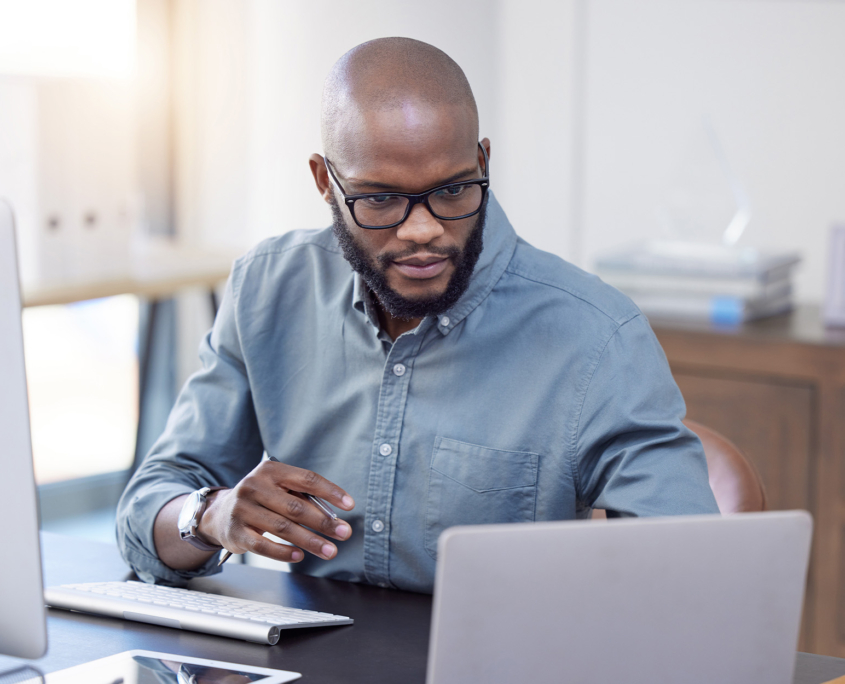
[321,38,478,162]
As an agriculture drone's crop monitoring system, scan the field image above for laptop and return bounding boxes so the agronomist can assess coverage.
[426,511,812,684]
[0,199,48,664]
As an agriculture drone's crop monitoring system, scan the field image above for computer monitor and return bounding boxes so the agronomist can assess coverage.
[0,199,47,660]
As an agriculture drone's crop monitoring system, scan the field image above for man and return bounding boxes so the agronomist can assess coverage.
[117,37,718,593]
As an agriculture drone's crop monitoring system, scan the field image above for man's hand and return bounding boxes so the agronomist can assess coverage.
[152,461,354,571]
[201,461,354,562]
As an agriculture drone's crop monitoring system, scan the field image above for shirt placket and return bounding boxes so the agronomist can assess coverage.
[362,322,430,588]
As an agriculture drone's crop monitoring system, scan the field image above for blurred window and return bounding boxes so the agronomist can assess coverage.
[23,295,138,484]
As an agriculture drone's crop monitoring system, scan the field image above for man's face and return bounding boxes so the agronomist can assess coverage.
[318,103,488,320]
[329,195,486,321]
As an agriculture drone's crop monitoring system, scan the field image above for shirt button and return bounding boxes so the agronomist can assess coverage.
[393,363,406,376]
[379,443,392,456]
[440,316,450,327]
[372,519,385,533]
[378,582,389,588]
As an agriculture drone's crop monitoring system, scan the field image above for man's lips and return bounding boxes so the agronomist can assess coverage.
[391,254,450,279]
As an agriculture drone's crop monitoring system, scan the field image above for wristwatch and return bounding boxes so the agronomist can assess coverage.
[178,486,226,551]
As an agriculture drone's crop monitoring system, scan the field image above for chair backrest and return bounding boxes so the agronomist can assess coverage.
[683,419,767,514]
[591,420,766,518]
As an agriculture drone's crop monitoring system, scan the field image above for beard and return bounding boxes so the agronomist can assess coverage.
[330,196,487,321]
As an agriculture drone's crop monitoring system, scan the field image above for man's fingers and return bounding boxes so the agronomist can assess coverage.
[239,504,340,560]
[238,527,305,563]
[289,492,353,540]
[266,461,355,511]
[217,462,354,563]
[252,487,351,541]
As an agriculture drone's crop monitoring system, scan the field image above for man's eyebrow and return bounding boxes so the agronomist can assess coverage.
[347,166,480,192]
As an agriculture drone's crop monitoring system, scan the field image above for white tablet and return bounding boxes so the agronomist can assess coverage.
[39,649,301,683]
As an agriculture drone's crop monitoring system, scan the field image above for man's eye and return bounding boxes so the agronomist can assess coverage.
[436,185,467,199]
[361,195,401,208]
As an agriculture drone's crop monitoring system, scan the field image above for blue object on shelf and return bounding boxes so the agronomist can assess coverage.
[710,296,743,325]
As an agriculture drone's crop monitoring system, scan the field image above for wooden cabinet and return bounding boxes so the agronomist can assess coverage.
[673,374,813,513]
[652,306,845,656]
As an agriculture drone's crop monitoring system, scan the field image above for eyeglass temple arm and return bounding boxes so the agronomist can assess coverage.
[477,141,490,178]
[323,157,348,198]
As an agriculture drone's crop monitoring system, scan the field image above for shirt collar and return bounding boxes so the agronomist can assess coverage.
[352,272,380,329]
[350,191,517,336]
[433,191,517,335]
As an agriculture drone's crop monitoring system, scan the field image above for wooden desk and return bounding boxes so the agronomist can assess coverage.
[1,534,843,684]
[652,306,845,657]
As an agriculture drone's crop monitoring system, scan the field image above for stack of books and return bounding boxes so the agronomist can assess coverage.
[595,241,801,325]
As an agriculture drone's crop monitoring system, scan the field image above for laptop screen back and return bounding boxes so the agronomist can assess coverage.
[0,199,47,659]
[427,511,811,684]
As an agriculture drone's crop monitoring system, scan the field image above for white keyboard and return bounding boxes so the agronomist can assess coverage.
[45,580,353,645]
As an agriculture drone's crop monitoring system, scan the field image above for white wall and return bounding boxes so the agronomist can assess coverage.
[178,0,586,260]
[494,0,582,262]
[177,0,845,304]
[177,0,501,250]
[580,0,845,302]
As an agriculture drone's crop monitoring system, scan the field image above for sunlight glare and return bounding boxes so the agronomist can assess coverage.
[0,0,135,78]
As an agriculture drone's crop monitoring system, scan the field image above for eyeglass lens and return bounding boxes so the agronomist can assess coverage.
[354,183,484,228]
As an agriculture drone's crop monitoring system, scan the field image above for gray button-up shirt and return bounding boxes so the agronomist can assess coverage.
[117,193,718,592]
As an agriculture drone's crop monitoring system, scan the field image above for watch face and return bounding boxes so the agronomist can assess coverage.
[178,490,202,531]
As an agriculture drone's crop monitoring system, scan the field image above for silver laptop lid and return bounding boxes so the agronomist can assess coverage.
[0,199,47,659]
[427,511,811,684]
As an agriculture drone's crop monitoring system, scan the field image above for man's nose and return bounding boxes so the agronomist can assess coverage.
[395,203,445,244]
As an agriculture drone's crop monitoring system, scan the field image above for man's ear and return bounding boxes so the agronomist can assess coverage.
[479,137,491,172]
[309,153,334,203]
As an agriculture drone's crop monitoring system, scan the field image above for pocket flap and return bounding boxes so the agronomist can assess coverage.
[431,438,539,493]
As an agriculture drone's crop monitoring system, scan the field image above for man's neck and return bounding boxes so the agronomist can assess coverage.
[375,301,422,340]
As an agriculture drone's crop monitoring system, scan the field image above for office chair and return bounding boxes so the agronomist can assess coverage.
[683,419,766,513]
[592,419,767,517]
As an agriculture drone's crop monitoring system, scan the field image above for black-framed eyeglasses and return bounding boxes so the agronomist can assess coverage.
[324,142,489,230]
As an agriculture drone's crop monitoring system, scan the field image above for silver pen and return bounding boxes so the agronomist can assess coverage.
[218,456,338,566]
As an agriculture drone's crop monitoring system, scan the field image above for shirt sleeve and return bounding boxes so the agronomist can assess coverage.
[116,265,265,585]
[573,313,720,517]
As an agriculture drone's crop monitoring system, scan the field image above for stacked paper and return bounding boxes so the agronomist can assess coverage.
[595,241,800,325]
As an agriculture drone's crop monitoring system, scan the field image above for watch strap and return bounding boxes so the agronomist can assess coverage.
[183,534,223,552]
[181,486,228,551]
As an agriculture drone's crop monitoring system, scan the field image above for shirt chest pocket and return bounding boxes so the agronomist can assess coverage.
[424,437,539,559]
